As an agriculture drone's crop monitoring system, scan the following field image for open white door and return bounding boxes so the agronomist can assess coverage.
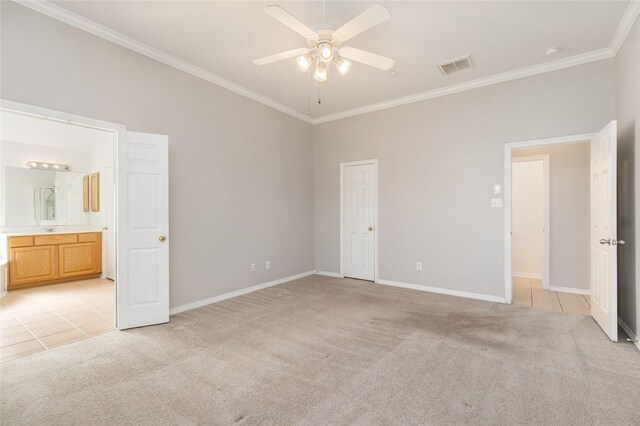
[116,131,169,329]
[590,121,618,342]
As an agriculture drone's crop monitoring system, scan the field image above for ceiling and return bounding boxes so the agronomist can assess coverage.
[0,111,114,152]
[40,1,635,121]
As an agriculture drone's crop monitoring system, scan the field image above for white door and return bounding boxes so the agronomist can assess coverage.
[116,131,169,329]
[104,166,115,280]
[342,162,376,281]
[590,121,618,342]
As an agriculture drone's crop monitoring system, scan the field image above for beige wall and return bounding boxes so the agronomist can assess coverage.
[513,142,590,291]
[615,15,640,337]
[313,60,615,299]
[0,2,314,308]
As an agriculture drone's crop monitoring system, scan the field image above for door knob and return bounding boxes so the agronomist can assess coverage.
[600,239,611,245]
[614,239,626,246]
[368,226,374,231]
[159,235,167,242]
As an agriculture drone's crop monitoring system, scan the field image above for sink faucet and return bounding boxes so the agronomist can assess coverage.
[43,227,56,233]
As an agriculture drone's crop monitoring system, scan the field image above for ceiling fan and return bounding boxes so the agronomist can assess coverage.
[253,4,395,82]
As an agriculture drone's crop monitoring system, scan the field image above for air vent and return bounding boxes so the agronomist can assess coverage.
[437,55,474,76]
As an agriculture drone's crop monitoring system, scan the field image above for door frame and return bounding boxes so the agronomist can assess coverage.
[1,99,125,327]
[339,159,379,282]
[511,155,550,290]
[504,133,594,303]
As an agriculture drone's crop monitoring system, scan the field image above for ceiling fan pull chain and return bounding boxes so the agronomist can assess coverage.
[323,0,326,25]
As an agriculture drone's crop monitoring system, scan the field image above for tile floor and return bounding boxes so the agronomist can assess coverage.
[0,278,115,363]
[512,276,591,315]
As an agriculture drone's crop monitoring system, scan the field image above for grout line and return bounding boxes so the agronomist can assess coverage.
[8,313,49,351]
[46,310,90,337]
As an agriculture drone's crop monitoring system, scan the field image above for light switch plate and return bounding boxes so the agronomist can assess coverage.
[491,198,503,208]
[493,184,502,195]
[265,261,271,270]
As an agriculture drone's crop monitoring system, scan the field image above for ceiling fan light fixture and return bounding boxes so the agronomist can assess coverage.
[314,61,328,82]
[318,42,333,62]
[335,57,351,75]
[296,54,313,71]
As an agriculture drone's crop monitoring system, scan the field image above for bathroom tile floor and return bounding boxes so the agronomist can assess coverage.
[0,278,115,363]
[512,276,591,315]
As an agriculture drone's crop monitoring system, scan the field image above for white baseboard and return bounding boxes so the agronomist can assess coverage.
[169,270,316,315]
[315,270,343,278]
[548,285,590,295]
[618,317,640,351]
[376,279,507,304]
[512,272,543,279]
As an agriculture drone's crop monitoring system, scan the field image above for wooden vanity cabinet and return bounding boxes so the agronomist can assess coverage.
[7,232,102,289]
[8,245,57,286]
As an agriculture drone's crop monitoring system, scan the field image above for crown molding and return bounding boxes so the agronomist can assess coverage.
[15,0,640,126]
[14,0,314,124]
[309,47,614,124]
[610,1,640,55]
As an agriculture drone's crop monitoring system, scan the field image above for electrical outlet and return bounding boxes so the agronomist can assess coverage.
[265,261,271,270]
[250,263,256,272]
[416,261,423,271]
[491,198,503,208]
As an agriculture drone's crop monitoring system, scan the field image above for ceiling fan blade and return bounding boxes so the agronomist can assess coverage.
[333,5,390,43]
[263,6,318,41]
[252,47,311,66]
[338,46,395,71]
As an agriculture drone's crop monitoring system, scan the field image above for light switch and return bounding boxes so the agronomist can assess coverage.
[493,184,502,195]
[491,198,503,208]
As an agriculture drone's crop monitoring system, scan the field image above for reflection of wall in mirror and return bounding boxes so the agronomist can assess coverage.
[4,167,90,227]
[1,140,93,228]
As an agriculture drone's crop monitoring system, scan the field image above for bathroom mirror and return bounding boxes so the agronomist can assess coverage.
[4,166,91,227]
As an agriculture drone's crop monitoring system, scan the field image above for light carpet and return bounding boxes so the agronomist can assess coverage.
[1,274,639,425]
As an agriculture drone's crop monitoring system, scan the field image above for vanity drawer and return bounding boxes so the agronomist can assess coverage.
[78,232,100,243]
[8,236,34,248]
[34,234,78,246]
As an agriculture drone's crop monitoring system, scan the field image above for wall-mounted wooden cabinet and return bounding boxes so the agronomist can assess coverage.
[83,175,90,212]
[90,172,100,212]
[7,232,102,289]
[82,172,100,213]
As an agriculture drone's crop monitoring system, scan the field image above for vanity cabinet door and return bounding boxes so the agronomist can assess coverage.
[58,242,100,278]
[9,245,57,286]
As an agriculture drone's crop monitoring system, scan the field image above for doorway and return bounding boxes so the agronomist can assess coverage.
[504,123,620,341]
[0,109,117,361]
[340,159,378,282]
[0,100,170,361]
[511,155,549,289]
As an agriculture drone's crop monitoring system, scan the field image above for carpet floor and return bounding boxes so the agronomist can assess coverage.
[1,274,639,425]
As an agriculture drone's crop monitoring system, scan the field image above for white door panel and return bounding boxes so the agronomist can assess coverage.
[590,121,617,342]
[104,166,115,280]
[342,163,375,281]
[117,131,169,329]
